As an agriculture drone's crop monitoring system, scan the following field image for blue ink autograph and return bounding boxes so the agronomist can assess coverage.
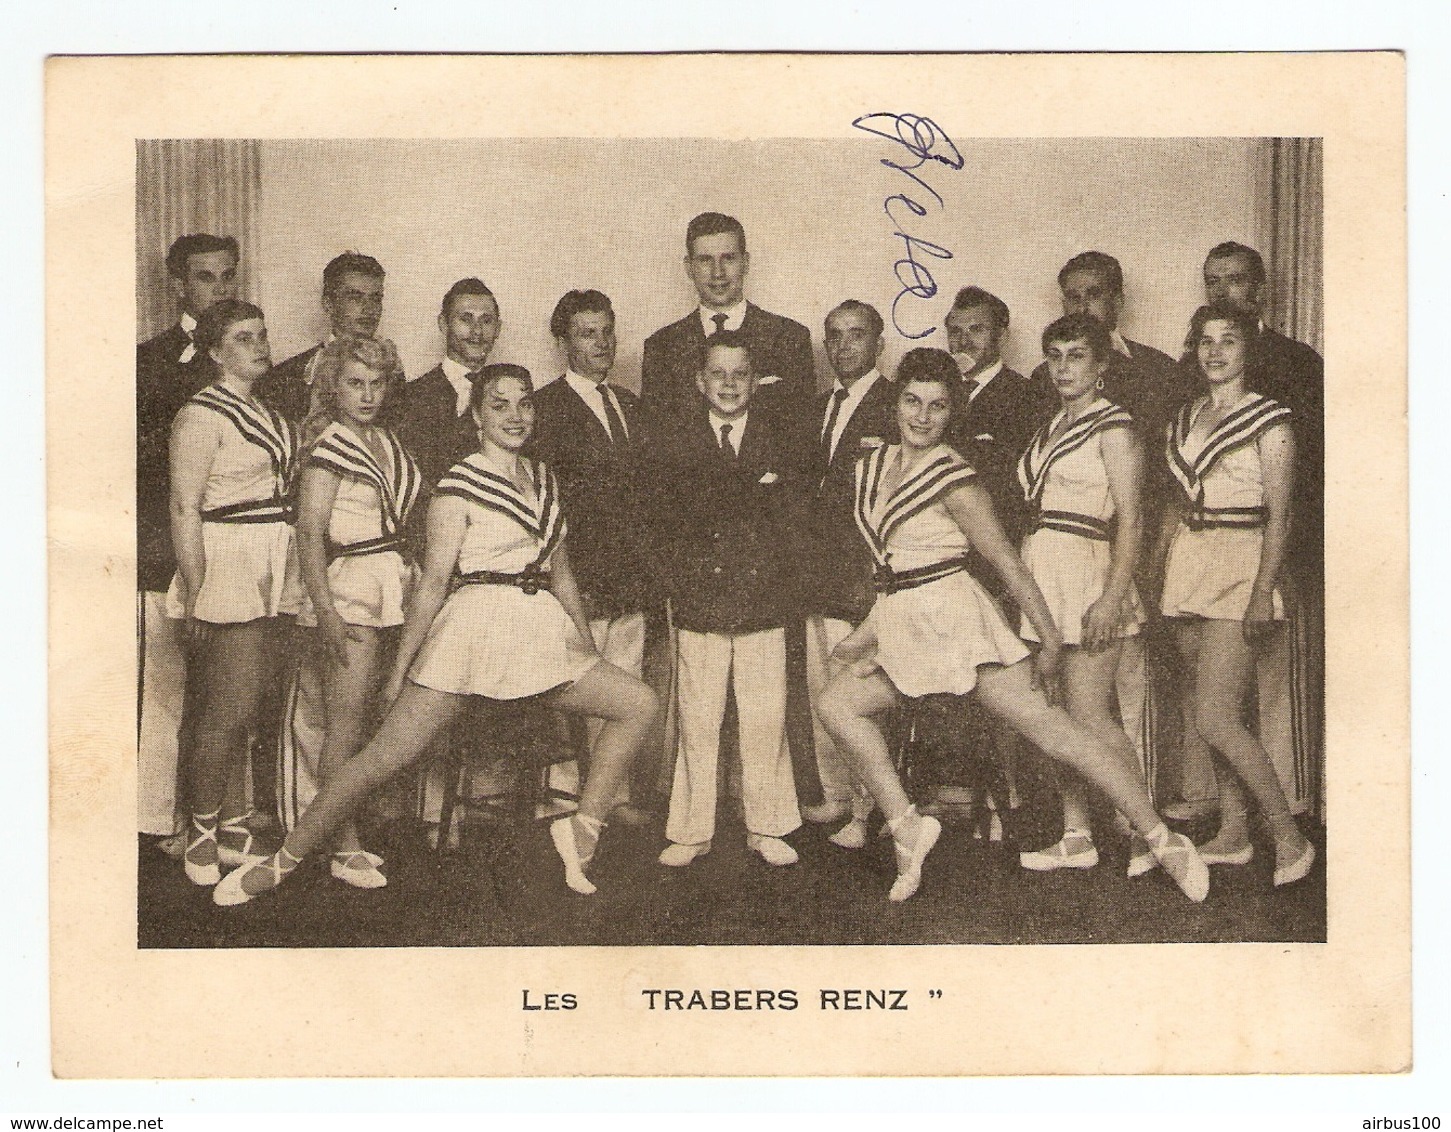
[852,112,965,339]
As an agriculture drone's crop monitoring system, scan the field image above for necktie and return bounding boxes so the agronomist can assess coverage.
[820,386,849,463]
[719,422,735,458]
[598,382,628,443]
[711,313,729,336]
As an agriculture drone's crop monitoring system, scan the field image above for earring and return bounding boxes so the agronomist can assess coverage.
[1095,377,1105,392]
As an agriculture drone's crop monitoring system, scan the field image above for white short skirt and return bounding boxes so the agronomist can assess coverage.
[164,521,303,624]
[1161,524,1285,621]
[1020,528,1144,646]
[297,551,417,629]
[408,583,599,699]
[862,570,1030,698]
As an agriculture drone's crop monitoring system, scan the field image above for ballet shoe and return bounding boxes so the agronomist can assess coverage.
[747,834,799,866]
[658,841,711,867]
[183,811,221,887]
[1126,832,1159,879]
[218,812,265,869]
[1145,823,1210,903]
[550,814,600,895]
[1197,841,1255,867]
[1273,839,1316,887]
[212,846,303,907]
[1019,830,1098,872]
[887,808,941,903]
[828,818,868,850]
[801,800,848,824]
[330,849,387,890]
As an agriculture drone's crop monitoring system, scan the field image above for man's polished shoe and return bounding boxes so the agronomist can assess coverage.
[610,803,656,827]
[1162,797,1221,822]
[746,834,799,866]
[801,800,848,824]
[658,840,711,867]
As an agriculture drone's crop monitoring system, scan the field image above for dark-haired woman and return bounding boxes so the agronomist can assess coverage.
[214,364,658,905]
[1156,302,1315,887]
[290,335,422,889]
[165,300,300,886]
[816,347,1208,904]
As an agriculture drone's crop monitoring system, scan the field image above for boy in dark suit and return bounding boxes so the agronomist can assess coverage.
[653,333,805,866]
[258,251,391,423]
[641,212,815,422]
[797,300,900,844]
[531,289,662,825]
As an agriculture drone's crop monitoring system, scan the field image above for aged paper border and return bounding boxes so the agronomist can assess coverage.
[46,52,1407,1078]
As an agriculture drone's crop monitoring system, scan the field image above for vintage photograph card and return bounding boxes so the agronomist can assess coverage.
[46,51,1407,1077]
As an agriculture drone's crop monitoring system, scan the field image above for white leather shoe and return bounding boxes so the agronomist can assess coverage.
[658,841,711,867]
[1273,839,1316,887]
[747,834,799,866]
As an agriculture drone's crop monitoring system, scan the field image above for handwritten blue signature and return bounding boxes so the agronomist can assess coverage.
[852,112,965,339]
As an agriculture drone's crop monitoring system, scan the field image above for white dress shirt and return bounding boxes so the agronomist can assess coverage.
[698,300,748,337]
[565,369,629,441]
[822,370,882,462]
[708,409,748,454]
[966,358,1005,402]
[440,356,477,417]
[1109,328,1133,358]
[178,310,198,363]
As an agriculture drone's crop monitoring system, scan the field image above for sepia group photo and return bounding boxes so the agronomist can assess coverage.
[133,131,1326,950]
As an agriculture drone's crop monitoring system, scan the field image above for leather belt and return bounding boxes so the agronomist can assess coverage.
[1028,509,1111,542]
[873,555,971,595]
[1184,505,1267,531]
[327,533,409,563]
[201,497,293,525]
[456,563,552,596]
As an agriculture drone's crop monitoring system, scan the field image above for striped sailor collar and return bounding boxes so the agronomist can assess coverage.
[1018,398,1132,504]
[1167,390,1290,501]
[310,420,421,531]
[854,442,975,565]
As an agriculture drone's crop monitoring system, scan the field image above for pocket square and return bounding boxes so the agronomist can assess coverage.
[757,374,781,385]
[974,433,995,442]
[759,471,780,485]
[860,436,885,449]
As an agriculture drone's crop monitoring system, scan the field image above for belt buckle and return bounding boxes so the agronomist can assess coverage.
[874,564,898,595]
[520,563,544,596]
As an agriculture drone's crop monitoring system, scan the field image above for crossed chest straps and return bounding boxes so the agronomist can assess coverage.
[436,457,567,596]
[191,384,297,525]
[305,425,424,562]
[853,445,976,595]
[1016,403,1135,543]
[1166,394,1291,531]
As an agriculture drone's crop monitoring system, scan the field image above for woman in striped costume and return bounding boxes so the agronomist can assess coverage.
[1157,302,1315,887]
[291,336,422,889]
[214,365,657,905]
[816,347,1208,904]
[1015,314,1155,878]
[165,300,301,886]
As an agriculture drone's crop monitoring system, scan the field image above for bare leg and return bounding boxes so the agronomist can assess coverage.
[815,666,908,820]
[317,627,385,855]
[1189,620,1308,865]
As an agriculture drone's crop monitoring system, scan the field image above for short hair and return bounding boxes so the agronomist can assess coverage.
[1041,313,1114,362]
[686,212,747,256]
[1205,241,1267,286]
[468,363,535,417]
[826,299,885,341]
[550,289,614,339]
[894,346,967,423]
[194,299,265,361]
[1058,250,1124,296]
[698,329,756,373]
[165,233,239,279]
[1185,300,1260,356]
[949,285,1010,333]
[322,251,385,297]
[441,277,497,320]
[302,336,405,449]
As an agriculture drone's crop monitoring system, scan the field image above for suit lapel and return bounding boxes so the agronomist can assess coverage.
[560,377,616,449]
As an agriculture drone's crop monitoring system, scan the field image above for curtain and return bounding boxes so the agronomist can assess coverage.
[135,139,261,343]
[1264,137,1324,353]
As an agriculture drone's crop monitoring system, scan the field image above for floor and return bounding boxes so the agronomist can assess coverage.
[138,800,1326,949]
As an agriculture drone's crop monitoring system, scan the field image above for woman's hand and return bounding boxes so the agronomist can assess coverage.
[1243,590,1277,646]
[1080,597,1120,653]
[1032,639,1064,706]
[318,609,362,666]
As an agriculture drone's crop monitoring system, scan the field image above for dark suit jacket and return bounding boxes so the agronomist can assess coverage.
[389,365,480,552]
[257,343,322,424]
[136,325,213,592]
[651,407,808,635]
[800,375,901,623]
[641,303,816,421]
[947,365,1053,543]
[528,376,663,618]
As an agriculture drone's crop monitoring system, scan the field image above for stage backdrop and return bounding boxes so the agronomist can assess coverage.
[247,137,1266,390]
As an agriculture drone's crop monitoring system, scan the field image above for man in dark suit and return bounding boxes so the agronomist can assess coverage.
[652,332,806,867]
[1029,251,1194,445]
[922,286,1053,827]
[137,233,239,848]
[531,289,662,826]
[258,251,390,423]
[641,212,815,422]
[1168,241,1325,820]
[796,300,900,838]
